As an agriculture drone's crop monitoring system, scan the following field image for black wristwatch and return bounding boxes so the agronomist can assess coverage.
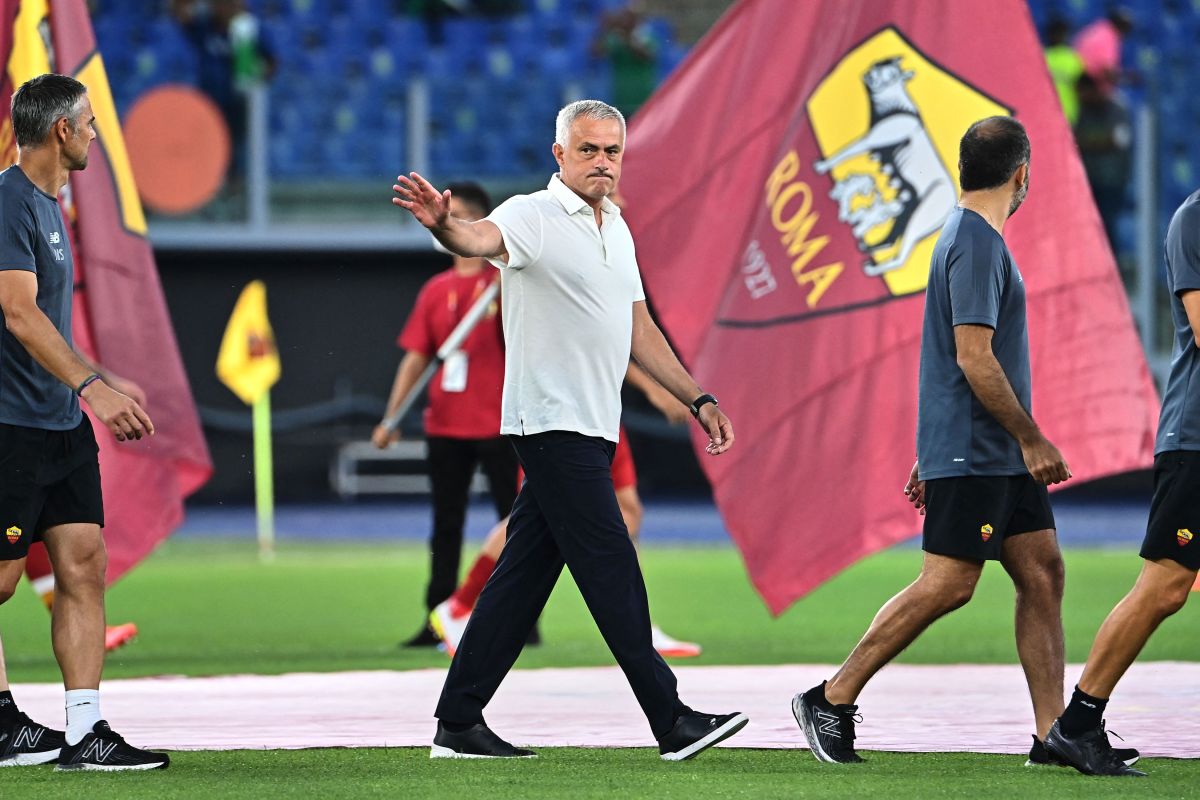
[689,393,718,418]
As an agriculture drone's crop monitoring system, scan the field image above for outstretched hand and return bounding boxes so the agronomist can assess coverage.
[393,172,450,230]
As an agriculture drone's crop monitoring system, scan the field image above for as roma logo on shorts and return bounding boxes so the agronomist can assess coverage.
[1178,528,1194,547]
[5,526,21,544]
[806,27,1013,300]
[980,523,994,543]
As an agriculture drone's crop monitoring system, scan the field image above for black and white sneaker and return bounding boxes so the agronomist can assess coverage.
[55,721,169,771]
[430,722,536,759]
[1044,720,1145,777]
[657,710,748,761]
[0,711,66,766]
[1025,733,1139,768]
[792,682,864,764]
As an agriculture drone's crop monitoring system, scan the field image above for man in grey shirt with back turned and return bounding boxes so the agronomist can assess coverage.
[394,100,748,761]
[793,117,1092,767]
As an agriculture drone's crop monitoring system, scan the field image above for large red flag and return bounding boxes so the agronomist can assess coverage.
[0,1,212,582]
[621,0,1159,614]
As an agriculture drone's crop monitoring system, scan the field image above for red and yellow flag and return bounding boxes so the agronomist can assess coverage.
[0,0,212,583]
[621,0,1159,614]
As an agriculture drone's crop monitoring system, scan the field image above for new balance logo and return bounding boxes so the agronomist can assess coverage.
[13,726,44,749]
[49,232,60,244]
[816,710,841,738]
[80,738,119,762]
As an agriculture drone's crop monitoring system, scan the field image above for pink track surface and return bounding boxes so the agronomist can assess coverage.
[14,663,1199,755]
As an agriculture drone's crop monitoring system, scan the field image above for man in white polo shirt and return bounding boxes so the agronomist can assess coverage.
[393,99,747,761]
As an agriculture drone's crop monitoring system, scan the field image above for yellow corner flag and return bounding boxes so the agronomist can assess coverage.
[216,280,280,405]
[216,280,280,559]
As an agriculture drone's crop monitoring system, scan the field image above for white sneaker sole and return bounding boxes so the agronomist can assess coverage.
[793,693,842,764]
[429,744,536,759]
[55,761,167,771]
[0,749,61,767]
[660,713,749,761]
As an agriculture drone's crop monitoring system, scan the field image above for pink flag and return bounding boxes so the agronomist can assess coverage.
[620,0,1158,613]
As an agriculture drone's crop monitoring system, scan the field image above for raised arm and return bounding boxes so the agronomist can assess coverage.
[954,323,1068,484]
[0,270,152,440]
[393,172,507,261]
[629,300,733,454]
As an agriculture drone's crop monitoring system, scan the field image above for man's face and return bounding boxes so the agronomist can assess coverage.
[63,95,96,171]
[553,116,624,204]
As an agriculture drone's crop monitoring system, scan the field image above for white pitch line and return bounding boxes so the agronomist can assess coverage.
[11,662,1199,756]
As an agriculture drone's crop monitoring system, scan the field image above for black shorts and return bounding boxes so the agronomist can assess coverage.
[1139,451,1200,570]
[922,474,1055,561]
[0,416,104,561]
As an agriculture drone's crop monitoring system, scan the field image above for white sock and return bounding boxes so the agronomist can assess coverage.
[65,689,101,745]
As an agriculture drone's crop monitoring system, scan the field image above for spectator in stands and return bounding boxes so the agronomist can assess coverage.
[172,0,276,196]
[592,2,661,120]
[1044,17,1084,125]
[372,182,518,649]
[1073,7,1134,98]
[1075,72,1132,257]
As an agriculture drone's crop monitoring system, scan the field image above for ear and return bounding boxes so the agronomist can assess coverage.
[552,142,565,167]
[1013,162,1029,188]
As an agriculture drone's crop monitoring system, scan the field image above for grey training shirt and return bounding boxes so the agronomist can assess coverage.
[1155,191,1200,454]
[917,207,1032,479]
[0,165,81,430]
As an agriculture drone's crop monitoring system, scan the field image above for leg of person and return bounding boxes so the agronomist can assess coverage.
[404,436,477,647]
[996,481,1064,743]
[511,432,745,760]
[430,516,508,656]
[432,479,563,758]
[0,423,67,766]
[795,477,995,764]
[1045,452,1200,777]
[0,556,68,767]
[474,435,541,647]
[43,523,168,771]
[25,542,138,653]
[36,429,169,772]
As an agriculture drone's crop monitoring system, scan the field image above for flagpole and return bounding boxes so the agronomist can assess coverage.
[253,389,275,561]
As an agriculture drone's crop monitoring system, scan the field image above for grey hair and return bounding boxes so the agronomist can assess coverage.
[554,100,626,147]
[11,74,87,147]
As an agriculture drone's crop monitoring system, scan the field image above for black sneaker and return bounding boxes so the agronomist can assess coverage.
[792,682,864,763]
[658,710,748,761]
[55,721,169,771]
[1044,720,1145,777]
[402,622,442,648]
[1026,733,1140,768]
[0,711,66,766]
[430,722,536,759]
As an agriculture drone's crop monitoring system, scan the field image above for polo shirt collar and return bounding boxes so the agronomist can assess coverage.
[547,173,620,217]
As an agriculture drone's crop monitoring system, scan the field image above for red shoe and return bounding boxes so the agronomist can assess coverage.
[105,623,138,652]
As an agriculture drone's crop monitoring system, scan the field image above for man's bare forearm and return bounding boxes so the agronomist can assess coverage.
[7,309,95,391]
[630,321,701,406]
[432,217,503,259]
[958,352,1041,445]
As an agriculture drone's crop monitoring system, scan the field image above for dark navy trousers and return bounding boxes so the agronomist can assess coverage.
[434,430,684,738]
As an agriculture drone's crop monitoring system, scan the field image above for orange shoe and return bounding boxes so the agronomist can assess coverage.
[104,623,138,652]
[652,625,702,658]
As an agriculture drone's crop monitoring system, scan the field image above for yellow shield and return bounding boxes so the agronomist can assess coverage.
[807,27,1012,298]
[5,525,21,544]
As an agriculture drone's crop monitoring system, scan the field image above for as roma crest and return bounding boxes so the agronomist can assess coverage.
[722,26,1013,329]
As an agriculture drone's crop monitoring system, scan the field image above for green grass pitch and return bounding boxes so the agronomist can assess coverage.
[1,537,1196,796]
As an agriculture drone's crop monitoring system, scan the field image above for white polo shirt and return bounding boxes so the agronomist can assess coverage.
[486,173,646,443]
